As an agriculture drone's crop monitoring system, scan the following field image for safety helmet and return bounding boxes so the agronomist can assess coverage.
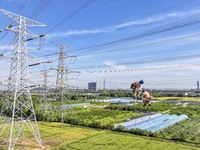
[142,88,145,92]
[139,80,144,84]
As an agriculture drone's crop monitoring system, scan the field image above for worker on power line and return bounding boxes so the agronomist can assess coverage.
[130,80,144,99]
[141,88,152,106]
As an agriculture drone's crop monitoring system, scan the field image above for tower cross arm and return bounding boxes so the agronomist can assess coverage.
[52,42,70,50]
[0,9,46,27]
[6,27,38,38]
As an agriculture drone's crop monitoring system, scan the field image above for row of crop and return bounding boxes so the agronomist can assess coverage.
[35,105,200,144]
[35,107,141,128]
[1,96,199,145]
[105,102,176,112]
[35,109,156,138]
[105,102,200,119]
[157,118,200,143]
[170,105,200,118]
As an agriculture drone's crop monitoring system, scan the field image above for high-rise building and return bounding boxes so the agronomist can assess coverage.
[197,81,199,90]
[88,82,97,91]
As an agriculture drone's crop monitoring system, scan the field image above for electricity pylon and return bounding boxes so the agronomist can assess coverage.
[51,42,76,127]
[0,9,46,149]
[38,69,55,122]
[40,69,50,113]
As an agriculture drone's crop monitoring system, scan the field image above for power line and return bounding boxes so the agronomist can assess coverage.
[29,0,52,19]
[75,32,200,56]
[46,0,95,33]
[70,12,200,53]
[70,53,200,70]
[17,0,28,14]
[81,64,200,73]
[48,0,194,51]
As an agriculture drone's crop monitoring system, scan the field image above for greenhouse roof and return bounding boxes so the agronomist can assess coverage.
[116,113,188,132]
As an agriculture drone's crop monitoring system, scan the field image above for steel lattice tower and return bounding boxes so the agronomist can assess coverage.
[0,9,46,149]
[38,69,55,122]
[40,70,50,113]
[52,42,70,127]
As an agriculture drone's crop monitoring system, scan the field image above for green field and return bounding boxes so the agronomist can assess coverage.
[59,132,200,150]
[155,97,200,101]
[36,104,142,128]
[1,97,200,149]
[1,122,199,150]
[157,118,200,143]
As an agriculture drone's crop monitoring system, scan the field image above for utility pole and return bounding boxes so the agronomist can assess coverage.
[0,9,46,149]
[103,78,106,91]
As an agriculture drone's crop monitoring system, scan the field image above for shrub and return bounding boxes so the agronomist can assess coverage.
[102,124,115,130]
[172,132,187,142]
[88,121,101,128]
[177,93,184,97]
[115,125,127,132]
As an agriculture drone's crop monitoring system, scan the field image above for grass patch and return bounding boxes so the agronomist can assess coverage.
[157,118,200,144]
[58,131,200,150]
[155,97,200,102]
[0,122,101,150]
[64,107,141,127]
[1,122,200,150]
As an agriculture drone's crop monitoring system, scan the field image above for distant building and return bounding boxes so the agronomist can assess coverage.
[197,81,199,90]
[88,82,97,91]
[195,81,200,93]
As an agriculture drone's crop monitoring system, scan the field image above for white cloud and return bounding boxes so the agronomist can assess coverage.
[47,29,102,38]
[0,44,12,50]
[47,10,200,38]
[103,60,126,70]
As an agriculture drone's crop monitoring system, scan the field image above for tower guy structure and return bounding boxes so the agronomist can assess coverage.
[0,9,46,149]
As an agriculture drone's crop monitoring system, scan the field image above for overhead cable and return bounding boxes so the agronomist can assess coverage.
[76,33,200,56]
[70,53,200,69]
[29,0,52,19]
[81,64,200,73]
[17,0,28,14]
[71,12,200,53]
[46,0,95,33]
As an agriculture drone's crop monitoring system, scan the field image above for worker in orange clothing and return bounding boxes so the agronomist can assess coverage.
[141,88,152,106]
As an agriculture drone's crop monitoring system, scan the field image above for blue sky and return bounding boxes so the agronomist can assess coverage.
[1,0,200,90]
